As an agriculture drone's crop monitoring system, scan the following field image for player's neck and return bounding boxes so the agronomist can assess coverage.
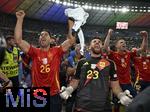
[7,45,13,49]
[117,49,126,54]
[91,53,101,58]
[40,46,50,51]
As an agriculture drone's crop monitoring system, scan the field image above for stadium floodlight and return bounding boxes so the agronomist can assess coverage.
[62,1,67,5]
[96,7,100,10]
[135,9,138,12]
[55,0,60,4]
[66,2,72,6]
[49,0,150,13]
[140,9,143,12]
[121,7,129,13]
[118,8,122,11]
[112,8,115,11]
[103,7,107,11]
[92,6,97,10]
[107,7,112,11]
[100,7,104,11]
[115,8,119,12]
[135,6,138,8]
[88,6,92,9]
[83,5,89,9]
[74,3,78,7]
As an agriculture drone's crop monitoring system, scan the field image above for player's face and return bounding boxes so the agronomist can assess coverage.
[116,39,127,51]
[90,39,102,54]
[39,31,51,48]
[7,38,16,47]
[75,44,81,53]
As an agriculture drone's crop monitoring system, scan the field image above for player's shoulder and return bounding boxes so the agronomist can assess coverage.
[50,45,63,51]
[100,57,111,62]
[79,58,87,63]
[30,45,39,50]
[77,58,87,65]
[53,45,61,48]
[127,50,133,54]
[104,58,115,65]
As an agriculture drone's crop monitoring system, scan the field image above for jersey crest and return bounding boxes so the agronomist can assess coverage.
[96,59,110,70]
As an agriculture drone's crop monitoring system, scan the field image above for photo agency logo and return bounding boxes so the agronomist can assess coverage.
[1,87,50,112]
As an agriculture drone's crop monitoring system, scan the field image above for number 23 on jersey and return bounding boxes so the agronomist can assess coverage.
[87,70,99,79]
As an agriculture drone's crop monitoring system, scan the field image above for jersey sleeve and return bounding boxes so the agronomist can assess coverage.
[27,45,37,59]
[130,50,137,58]
[108,50,114,60]
[54,46,65,57]
[74,59,86,79]
[109,60,118,81]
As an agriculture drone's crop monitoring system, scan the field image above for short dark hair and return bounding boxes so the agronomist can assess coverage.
[40,29,52,37]
[110,45,116,51]
[5,35,14,41]
[114,37,125,45]
[50,36,56,41]
[92,36,101,40]
[91,36,102,44]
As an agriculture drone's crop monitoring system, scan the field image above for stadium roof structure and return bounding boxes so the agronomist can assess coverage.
[0,0,150,27]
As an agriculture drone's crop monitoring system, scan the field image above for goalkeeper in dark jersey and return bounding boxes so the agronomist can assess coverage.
[60,37,133,112]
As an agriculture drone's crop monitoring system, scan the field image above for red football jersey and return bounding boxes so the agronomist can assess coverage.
[133,56,150,81]
[109,50,136,84]
[28,45,64,96]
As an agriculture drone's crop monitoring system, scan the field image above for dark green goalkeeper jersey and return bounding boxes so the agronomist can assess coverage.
[74,56,118,112]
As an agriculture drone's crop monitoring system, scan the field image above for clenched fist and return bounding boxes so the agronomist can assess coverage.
[118,90,133,106]
[16,10,25,19]
[60,86,74,100]
[140,31,148,38]
[107,29,113,36]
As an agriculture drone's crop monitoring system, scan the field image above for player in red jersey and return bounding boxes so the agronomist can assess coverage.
[133,49,150,92]
[104,29,148,96]
[104,29,148,111]
[15,10,76,112]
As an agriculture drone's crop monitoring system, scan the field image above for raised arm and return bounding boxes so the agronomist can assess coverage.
[103,29,113,52]
[14,10,30,53]
[61,19,76,52]
[137,31,148,52]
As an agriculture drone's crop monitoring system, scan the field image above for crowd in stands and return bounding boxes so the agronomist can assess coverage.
[0,13,149,48]
[0,12,150,112]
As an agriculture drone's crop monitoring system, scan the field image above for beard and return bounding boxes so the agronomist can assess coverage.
[119,47,127,52]
[40,43,49,48]
[91,47,101,54]
[50,42,56,48]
